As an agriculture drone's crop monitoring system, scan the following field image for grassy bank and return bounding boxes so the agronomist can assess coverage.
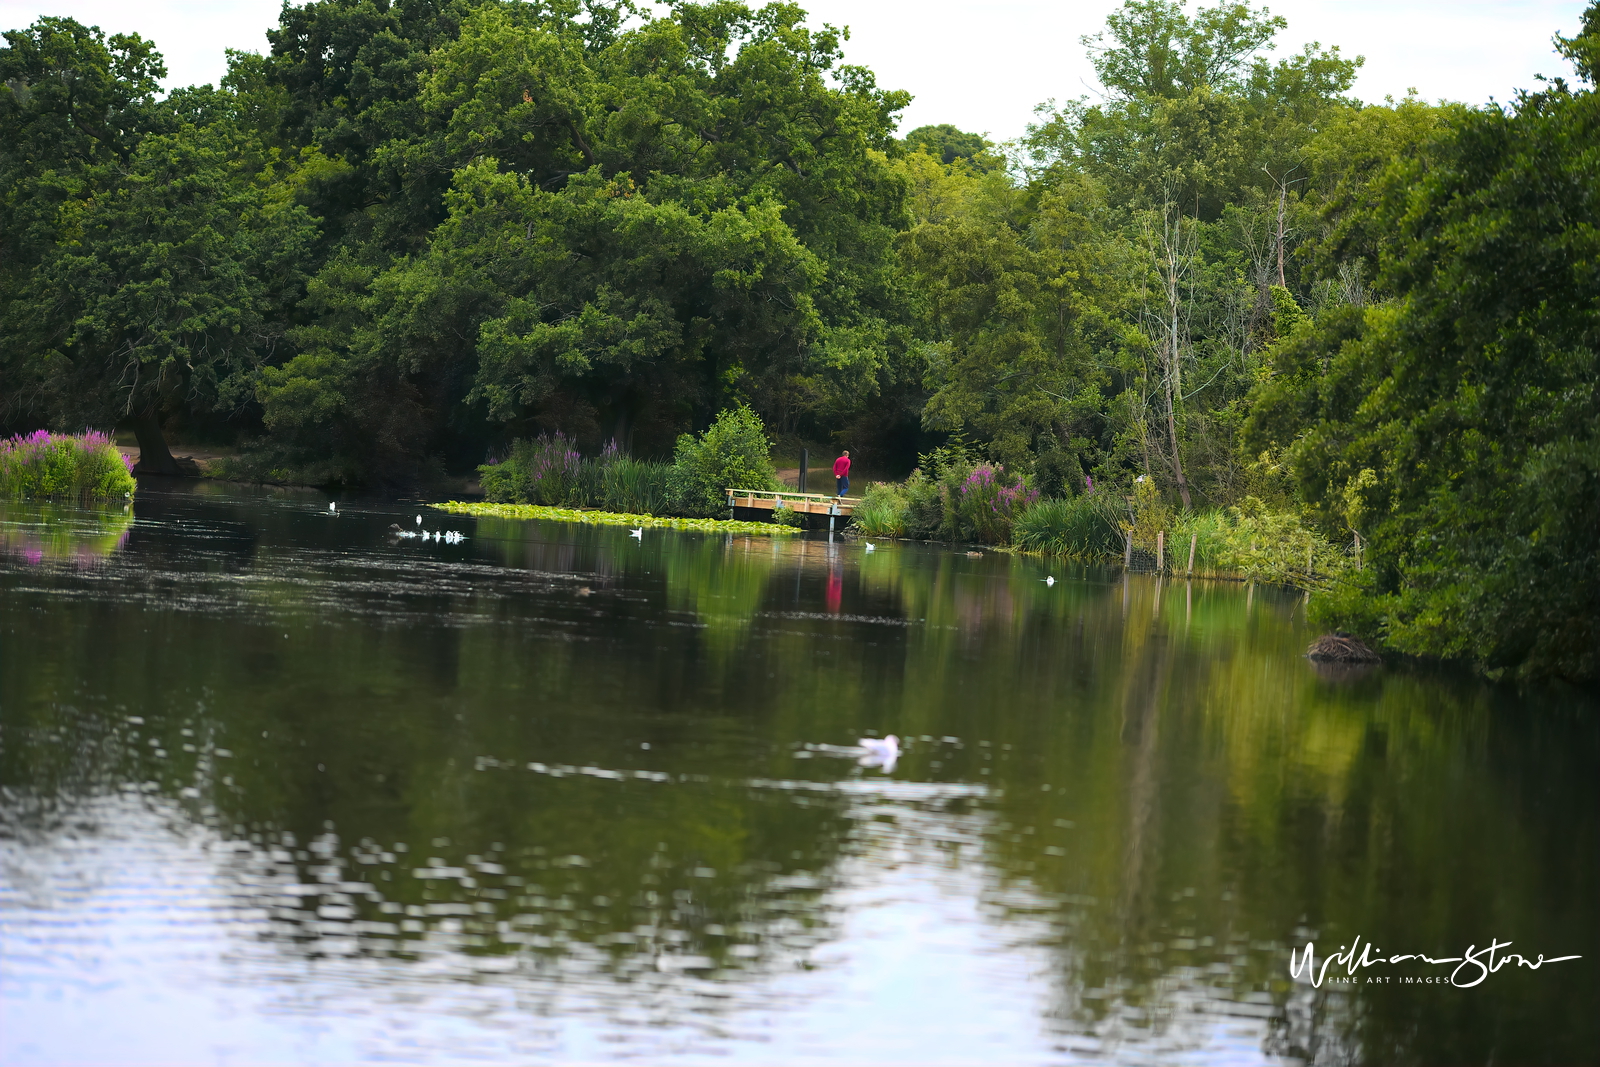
[433,501,798,536]
[852,460,1355,589]
[1,431,136,499]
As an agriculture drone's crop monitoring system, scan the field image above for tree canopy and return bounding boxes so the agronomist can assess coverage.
[2,0,1596,678]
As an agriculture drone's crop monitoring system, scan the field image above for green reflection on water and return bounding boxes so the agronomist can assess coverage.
[0,498,132,565]
[0,483,1594,1064]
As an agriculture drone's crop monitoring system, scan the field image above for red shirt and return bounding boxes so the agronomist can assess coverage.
[833,455,851,477]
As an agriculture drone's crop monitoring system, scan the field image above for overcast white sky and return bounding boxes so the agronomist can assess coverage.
[1,0,1587,139]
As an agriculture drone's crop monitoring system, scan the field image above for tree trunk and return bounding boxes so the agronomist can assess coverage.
[1165,384,1192,510]
[1276,184,1288,288]
[124,412,181,476]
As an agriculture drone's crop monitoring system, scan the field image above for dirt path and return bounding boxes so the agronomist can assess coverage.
[774,466,862,498]
[116,444,233,473]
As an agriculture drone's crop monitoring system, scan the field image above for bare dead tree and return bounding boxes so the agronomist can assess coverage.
[1261,163,1306,288]
[1138,196,1196,509]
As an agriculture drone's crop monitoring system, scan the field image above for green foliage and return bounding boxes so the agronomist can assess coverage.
[1033,448,1085,499]
[480,433,585,506]
[670,405,780,518]
[1247,40,1600,679]
[1012,494,1127,558]
[769,499,805,528]
[0,431,136,499]
[1169,498,1349,586]
[902,123,997,170]
[851,481,910,537]
[902,467,951,540]
[1124,477,1173,550]
[479,407,778,519]
[601,455,675,516]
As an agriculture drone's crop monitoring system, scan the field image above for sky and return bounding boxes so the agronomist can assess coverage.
[0,0,1588,140]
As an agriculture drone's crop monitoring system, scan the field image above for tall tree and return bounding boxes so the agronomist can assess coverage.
[1246,7,1600,679]
[0,17,165,431]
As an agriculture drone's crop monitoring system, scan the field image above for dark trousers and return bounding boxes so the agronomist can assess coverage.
[836,476,849,496]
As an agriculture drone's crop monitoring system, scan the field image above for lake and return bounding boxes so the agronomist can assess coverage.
[1,481,1594,1065]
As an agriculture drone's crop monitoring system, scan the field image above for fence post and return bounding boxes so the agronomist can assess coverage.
[1124,531,1133,569]
[1157,530,1165,572]
[1187,533,1197,577]
[1306,544,1314,578]
[799,448,808,495]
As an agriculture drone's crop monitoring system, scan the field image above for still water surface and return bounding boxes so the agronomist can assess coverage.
[1,482,1595,1065]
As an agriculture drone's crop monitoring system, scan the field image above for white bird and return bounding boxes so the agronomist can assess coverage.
[864,542,876,552]
[328,501,337,514]
[857,734,900,771]
[629,527,643,539]
[1044,576,1055,586]
[416,515,423,526]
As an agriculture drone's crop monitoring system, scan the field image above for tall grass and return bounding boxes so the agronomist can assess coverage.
[601,456,675,515]
[1011,494,1126,558]
[0,431,136,499]
[852,482,910,537]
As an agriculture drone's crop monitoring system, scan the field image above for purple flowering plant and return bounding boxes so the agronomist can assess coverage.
[957,463,1037,543]
[0,430,137,499]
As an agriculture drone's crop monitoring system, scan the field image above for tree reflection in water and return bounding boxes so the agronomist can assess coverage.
[0,482,1594,1063]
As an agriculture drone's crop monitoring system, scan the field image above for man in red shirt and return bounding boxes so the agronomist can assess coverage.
[833,450,851,497]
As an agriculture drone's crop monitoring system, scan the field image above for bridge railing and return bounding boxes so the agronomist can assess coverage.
[725,488,854,515]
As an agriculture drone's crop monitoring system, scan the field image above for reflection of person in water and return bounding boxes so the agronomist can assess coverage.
[833,450,851,497]
[827,563,842,613]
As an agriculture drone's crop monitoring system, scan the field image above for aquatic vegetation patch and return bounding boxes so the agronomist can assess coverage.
[0,431,136,499]
[433,501,799,536]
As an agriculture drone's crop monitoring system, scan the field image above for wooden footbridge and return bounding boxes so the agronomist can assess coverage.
[726,489,855,531]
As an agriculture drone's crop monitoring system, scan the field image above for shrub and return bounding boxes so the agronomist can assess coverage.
[1012,493,1126,558]
[770,498,805,528]
[0,431,136,499]
[1168,497,1351,586]
[1125,476,1173,551]
[1033,448,1084,499]
[670,405,780,518]
[480,433,584,505]
[956,463,1036,544]
[902,468,949,539]
[852,482,910,537]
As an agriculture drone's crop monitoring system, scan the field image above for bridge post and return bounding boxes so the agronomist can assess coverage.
[799,449,808,495]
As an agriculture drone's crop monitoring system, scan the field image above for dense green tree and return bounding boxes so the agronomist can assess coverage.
[0,18,165,430]
[1246,15,1600,679]
[902,122,996,169]
[242,1,914,477]
[0,24,318,469]
[898,156,1130,472]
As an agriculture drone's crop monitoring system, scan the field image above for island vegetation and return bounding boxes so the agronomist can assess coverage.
[0,430,136,499]
[1,0,1594,679]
